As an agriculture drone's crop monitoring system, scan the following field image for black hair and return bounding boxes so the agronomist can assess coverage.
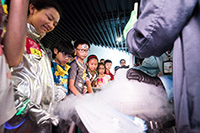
[74,39,90,49]
[97,63,106,72]
[114,65,129,73]
[52,40,74,58]
[100,59,104,62]
[114,66,120,72]
[28,0,62,16]
[87,55,98,63]
[104,59,112,64]
[120,59,126,64]
[6,0,62,17]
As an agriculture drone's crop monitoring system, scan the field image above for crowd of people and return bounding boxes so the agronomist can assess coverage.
[0,0,119,130]
[51,37,120,96]
[0,0,200,132]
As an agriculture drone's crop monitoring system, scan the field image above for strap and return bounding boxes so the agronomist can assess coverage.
[16,99,30,116]
[4,118,26,130]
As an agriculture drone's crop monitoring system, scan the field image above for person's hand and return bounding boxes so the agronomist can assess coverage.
[126,68,164,87]
[54,85,67,102]
[91,80,97,87]
[83,87,87,94]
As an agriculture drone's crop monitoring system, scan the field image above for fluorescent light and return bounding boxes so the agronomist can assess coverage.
[117,36,122,42]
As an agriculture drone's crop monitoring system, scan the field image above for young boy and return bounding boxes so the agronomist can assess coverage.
[69,39,93,96]
[52,40,74,95]
[104,59,114,80]
[100,58,105,64]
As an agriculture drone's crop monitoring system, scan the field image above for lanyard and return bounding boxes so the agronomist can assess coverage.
[75,57,86,70]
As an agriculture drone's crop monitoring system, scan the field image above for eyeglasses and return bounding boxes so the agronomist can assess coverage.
[76,48,89,53]
[61,52,73,59]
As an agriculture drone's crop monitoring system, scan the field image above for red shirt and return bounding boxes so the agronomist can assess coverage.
[105,71,114,80]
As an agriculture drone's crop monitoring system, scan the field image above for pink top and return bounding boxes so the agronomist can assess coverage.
[96,74,111,88]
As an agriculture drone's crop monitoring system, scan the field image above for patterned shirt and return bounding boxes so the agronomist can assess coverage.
[52,60,70,95]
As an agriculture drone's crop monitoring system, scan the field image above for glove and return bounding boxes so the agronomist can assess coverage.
[54,85,67,102]
[14,91,59,127]
[126,68,164,87]
[29,105,59,126]
[123,10,138,39]
[50,115,59,126]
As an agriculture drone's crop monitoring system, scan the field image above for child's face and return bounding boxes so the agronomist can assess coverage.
[54,49,72,65]
[87,58,98,72]
[75,44,89,60]
[98,64,105,75]
[28,5,60,35]
[100,60,104,64]
[105,62,112,71]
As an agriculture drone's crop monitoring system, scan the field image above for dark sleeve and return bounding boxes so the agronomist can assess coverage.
[127,0,197,58]
[69,61,77,80]
[111,73,114,80]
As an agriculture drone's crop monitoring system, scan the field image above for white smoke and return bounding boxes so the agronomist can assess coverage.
[54,68,174,132]
[102,69,174,122]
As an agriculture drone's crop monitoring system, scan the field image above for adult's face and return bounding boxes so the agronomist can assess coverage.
[28,4,60,35]
[120,60,126,66]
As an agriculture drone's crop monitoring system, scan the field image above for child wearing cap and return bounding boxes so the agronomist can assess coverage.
[69,39,93,95]
[52,40,74,95]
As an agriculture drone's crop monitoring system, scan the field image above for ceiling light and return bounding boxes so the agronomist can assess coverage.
[117,36,122,42]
